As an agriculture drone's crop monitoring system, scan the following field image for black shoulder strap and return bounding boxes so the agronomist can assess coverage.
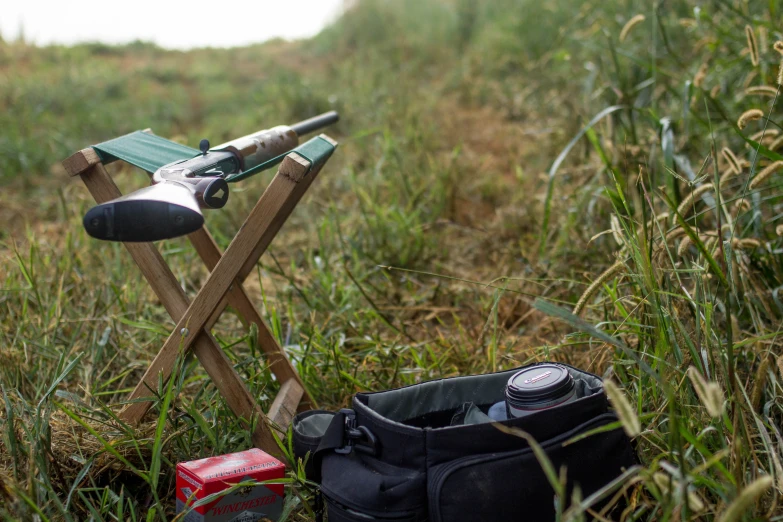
[292,409,379,482]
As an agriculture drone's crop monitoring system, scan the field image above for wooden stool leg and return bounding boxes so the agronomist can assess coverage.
[188,227,315,409]
[268,379,305,430]
[76,160,279,455]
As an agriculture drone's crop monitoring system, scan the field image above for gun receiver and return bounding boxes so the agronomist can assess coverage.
[83,111,338,242]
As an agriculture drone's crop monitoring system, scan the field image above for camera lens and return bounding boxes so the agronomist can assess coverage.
[505,364,576,418]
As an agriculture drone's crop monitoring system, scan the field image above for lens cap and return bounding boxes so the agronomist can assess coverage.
[506,364,574,405]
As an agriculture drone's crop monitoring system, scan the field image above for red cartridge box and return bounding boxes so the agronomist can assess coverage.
[176,448,285,522]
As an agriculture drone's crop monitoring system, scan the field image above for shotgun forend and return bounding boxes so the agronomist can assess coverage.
[82,111,339,242]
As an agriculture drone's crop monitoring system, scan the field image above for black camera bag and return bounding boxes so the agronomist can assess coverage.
[292,363,638,521]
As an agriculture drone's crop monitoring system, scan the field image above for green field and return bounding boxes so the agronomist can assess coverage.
[2,0,783,519]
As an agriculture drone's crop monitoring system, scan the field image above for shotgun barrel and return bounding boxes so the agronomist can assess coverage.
[290,110,340,136]
[82,111,339,242]
[215,111,339,173]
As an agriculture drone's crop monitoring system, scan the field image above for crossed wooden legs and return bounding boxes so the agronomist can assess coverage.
[64,137,334,460]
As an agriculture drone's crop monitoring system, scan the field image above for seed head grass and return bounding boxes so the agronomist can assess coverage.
[721,147,741,175]
[677,236,691,256]
[749,160,783,189]
[693,62,708,88]
[619,14,645,42]
[677,183,714,216]
[749,128,778,142]
[603,380,641,438]
[745,25,759,66]
[687,367,725,419]
[744,85,778,97]
[737,109,764,129]
[717,476,774,522]
[573,260,625,315]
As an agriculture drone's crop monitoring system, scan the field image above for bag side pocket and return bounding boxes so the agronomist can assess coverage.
[428,413,636,522]
[322,452,427,521]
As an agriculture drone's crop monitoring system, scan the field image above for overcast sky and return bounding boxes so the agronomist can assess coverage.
[0,0,344,49]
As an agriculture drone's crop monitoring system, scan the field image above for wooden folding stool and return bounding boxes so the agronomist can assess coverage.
[63,133,337,460]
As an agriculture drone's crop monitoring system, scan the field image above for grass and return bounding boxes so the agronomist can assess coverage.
[2,0,783,519]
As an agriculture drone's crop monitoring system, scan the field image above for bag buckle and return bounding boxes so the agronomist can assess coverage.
[334,409,378,456]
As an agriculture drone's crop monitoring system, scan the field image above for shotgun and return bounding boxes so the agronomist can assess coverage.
[82,111,339,242]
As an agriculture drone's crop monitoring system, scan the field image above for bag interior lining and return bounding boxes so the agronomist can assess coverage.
[360,367,603,424]
[295,412,335,437]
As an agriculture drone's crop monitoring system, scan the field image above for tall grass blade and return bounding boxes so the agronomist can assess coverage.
[533,299,662,385]
[539,105,625,256]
